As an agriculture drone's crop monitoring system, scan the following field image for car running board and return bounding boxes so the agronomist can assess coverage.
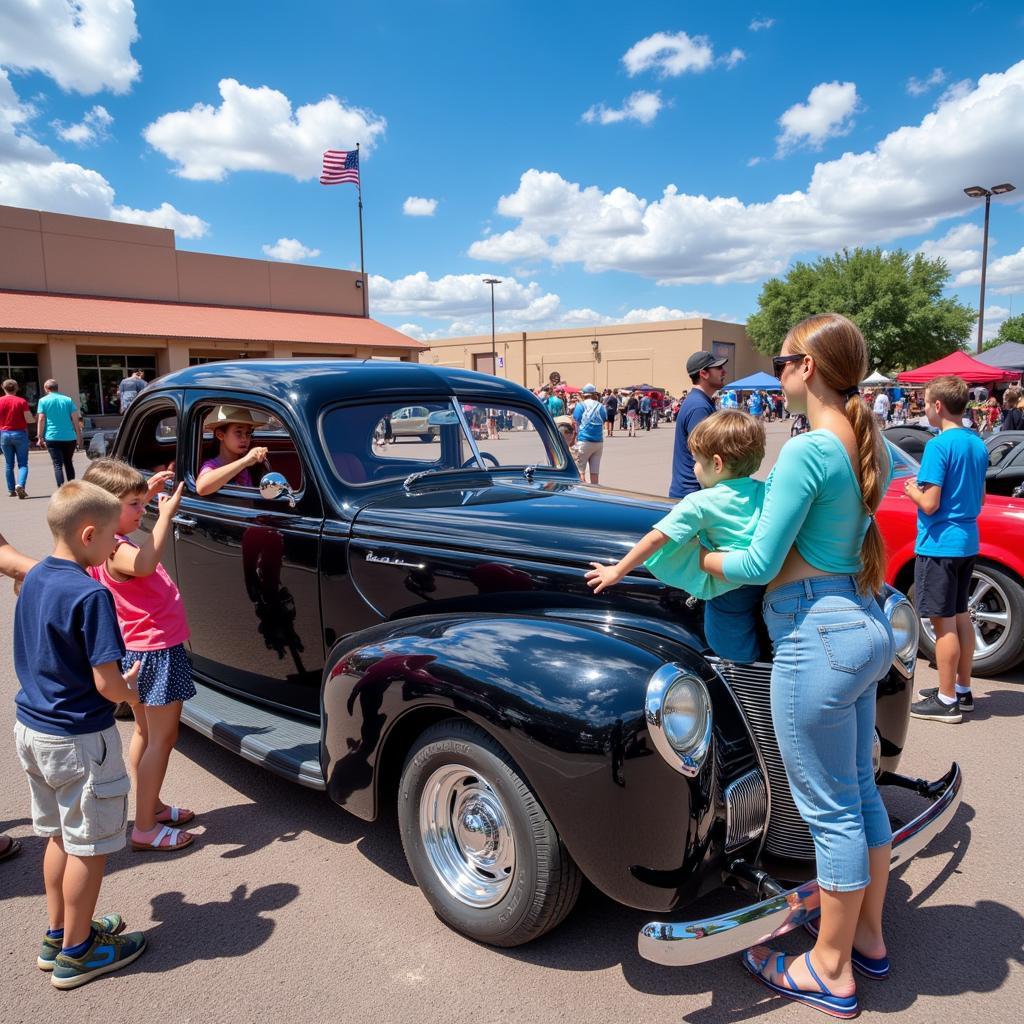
[180,680,325,790]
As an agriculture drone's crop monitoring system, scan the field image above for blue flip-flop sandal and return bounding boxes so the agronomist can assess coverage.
[743,949,860,1019]
[805,920,890,979]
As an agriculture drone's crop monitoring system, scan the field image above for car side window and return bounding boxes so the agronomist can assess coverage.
[124,403,178,475]
[988,441,1016,467]
[193,403,304,495]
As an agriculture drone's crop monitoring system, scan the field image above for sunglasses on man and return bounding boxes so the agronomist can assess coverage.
[772,353,805,378]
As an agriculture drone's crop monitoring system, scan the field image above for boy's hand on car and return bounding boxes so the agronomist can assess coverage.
[244,446,269,468]
[156,481,185,518]
[146,469,174,501]
[586,562,623,594]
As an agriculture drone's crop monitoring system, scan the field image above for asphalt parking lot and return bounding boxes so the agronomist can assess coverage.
[2,435,1023,1024]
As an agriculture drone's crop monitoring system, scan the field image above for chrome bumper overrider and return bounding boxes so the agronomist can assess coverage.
[638,762,962,967]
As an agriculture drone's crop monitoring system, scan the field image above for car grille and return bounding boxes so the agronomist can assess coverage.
[713,659,816,861]
[723,769,768,851]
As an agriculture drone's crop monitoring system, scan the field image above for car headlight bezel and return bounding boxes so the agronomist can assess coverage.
[645,664,713,776]
[884,592,919,677]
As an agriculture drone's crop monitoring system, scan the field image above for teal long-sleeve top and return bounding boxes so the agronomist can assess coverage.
[721,430,894,585]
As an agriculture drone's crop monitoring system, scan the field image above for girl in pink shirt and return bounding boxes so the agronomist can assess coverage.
[83,458,196,853]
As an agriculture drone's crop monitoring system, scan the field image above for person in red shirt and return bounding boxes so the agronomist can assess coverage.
[0,378,32,498]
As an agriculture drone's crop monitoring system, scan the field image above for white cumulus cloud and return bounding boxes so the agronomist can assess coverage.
[907,68,947,96]
[52,104,113,145]
[0,70,206,237]
[0,0,140,95]
[721,48,746,70]
[144,79,387,181]
[467,61,1024,286]
[956,244,1024,294]
[582,91,663,126]
[776,81,860,154]
[749,17,775,31]
[917,222,983,273]
[369,271,560,326]
[403,196,438,216]
[622,31,715,77]
[261,237,321,261]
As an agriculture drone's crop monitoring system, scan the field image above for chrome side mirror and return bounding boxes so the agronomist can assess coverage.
[259,471,297,508]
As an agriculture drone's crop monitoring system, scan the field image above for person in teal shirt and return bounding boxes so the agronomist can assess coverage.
[36,379,83,486]
[585,409,766,662]
[700,314,896,1018]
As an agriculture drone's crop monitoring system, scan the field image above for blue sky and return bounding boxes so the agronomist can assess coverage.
[1,1,1023,342]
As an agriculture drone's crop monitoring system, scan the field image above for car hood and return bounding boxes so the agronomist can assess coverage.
[351,474,675,566]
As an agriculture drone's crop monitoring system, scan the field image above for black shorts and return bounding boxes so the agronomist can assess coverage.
[914,555,976,619]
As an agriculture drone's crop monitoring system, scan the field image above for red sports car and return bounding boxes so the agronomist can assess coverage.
[880,445,1024,676]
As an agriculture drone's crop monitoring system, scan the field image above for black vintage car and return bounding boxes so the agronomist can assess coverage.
[113,360,962,966]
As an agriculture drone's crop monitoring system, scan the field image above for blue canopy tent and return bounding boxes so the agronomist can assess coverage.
[720,371,783,391]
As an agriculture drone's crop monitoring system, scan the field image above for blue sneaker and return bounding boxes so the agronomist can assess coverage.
[38,914,126,970]
[51,929,146,989]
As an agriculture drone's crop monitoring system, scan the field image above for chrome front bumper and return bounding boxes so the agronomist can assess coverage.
[638,762,963,967]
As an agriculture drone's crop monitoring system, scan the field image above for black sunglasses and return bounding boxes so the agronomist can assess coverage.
[772,353,805,378]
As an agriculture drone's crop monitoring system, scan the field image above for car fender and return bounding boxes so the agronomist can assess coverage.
[319,612,731,912]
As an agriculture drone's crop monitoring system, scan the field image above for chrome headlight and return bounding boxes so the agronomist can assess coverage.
[884,593,919,677]
[645,665,712,776]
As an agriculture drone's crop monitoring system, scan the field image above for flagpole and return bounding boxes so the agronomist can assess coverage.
[356,142,367,318]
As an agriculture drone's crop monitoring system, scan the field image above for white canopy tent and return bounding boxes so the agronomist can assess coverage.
[860,370,894,386]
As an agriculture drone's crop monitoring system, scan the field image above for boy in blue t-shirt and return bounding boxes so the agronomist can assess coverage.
[904,375,989,724]
[13,480,148,988]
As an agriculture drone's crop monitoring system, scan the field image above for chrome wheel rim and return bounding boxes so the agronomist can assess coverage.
[919,568,1012,660]
[418,764,515,908]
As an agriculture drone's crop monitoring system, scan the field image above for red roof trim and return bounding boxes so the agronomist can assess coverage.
[0,289,424,350]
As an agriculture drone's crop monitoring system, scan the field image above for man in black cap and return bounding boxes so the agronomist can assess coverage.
[669,351,728,498]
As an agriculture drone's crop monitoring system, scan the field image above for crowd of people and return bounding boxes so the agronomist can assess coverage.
[0,322,1002,1014]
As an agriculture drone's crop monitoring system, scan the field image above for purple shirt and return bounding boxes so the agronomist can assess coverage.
[199,456,253,488]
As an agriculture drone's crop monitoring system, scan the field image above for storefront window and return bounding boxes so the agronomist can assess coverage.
[76,354,157,415]
[0,351,41,409]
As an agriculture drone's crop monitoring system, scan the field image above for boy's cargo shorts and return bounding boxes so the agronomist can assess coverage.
[14,723,130,856]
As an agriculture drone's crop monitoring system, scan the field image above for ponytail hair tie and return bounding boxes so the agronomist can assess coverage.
[842,386,860,401]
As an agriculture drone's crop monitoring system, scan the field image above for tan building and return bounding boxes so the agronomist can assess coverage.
[0,204,422,422]
[423,318,770,397]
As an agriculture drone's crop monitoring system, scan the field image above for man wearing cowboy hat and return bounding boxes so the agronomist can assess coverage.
[196,406,271,496]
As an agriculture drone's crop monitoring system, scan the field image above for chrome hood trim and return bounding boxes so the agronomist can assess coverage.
[638,762,962,967]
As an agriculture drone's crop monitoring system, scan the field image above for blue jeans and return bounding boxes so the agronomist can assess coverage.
[705,584,765,663]
[1,429,29,492]
[763,575,896,892]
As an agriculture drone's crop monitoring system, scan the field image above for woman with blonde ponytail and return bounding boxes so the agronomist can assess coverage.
[701,313,897,1018]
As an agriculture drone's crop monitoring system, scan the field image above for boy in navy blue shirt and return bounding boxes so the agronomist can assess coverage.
[13,480,148,988]
[904,375,989,724]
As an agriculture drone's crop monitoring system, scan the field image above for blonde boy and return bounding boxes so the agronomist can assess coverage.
[13,481,148,988]
[586,410,767,662]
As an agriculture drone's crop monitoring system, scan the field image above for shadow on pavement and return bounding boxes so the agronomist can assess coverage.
[963,687,1024,722]
[171,725,414,886]
[130,882,300,973]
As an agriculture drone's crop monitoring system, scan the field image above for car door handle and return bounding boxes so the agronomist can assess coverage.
[171,515,197,529]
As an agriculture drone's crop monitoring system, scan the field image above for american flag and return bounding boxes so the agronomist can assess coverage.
[320,149,360,186]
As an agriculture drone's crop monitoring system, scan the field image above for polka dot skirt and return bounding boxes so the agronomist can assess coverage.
[121,644,196,706]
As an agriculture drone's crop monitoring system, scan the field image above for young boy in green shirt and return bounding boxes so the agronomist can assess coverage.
[585,410,766,662]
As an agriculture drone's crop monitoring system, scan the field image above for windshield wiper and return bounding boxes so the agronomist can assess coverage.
[402,467,487,490]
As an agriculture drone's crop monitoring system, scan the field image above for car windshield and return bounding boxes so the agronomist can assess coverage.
[320,398,567,486]
[887,442,919,479]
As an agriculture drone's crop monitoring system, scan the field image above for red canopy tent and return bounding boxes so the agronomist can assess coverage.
[896,351,1021,385]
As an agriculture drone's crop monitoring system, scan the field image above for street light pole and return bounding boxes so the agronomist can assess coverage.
[483,277,501,375]
[964,182,1016,353]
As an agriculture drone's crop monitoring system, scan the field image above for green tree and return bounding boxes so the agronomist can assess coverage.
[986,313,1024,348]
[746,247,976,371]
